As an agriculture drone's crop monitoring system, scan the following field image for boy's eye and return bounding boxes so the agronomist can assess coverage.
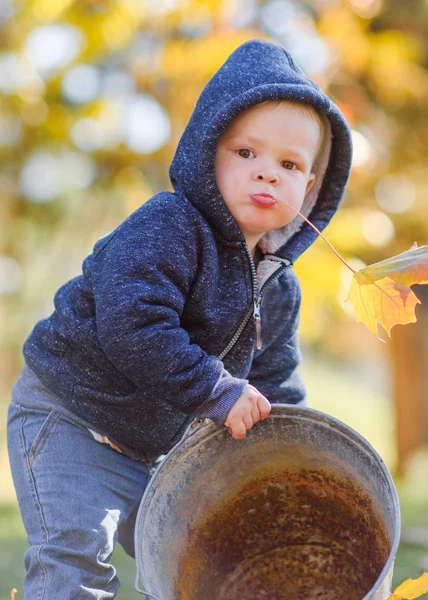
[281,160,296,170]
[237,148,253,158]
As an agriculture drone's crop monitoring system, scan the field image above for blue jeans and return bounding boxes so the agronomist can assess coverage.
[7,402,152,599]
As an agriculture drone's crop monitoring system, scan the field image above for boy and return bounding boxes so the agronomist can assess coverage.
[7,39,352,598]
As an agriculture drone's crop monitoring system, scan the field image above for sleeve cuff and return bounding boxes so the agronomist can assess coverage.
[192,368,248,424]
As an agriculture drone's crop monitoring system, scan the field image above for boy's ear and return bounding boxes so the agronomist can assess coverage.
[305,173,316,195]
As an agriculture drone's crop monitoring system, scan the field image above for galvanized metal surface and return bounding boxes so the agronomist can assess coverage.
[135,405,400,600]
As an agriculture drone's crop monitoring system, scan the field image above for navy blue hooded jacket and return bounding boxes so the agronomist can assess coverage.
[22,40,352,461]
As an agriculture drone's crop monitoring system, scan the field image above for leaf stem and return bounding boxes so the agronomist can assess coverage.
[277,199,356,273]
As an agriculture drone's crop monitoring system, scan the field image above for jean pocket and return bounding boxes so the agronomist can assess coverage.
[19,406,62,466]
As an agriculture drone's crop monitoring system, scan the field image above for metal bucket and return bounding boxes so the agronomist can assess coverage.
[135,405,400,600]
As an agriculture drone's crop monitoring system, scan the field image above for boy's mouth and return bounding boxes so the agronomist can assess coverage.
[250,193,277,207]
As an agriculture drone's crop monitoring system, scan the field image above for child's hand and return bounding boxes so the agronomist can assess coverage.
[224,384,271,440]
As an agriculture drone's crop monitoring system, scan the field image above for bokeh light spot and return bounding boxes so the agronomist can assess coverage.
[144,0,190,16]
[351,129,373,169]
[102,70,136,97]
[349,0,382,19]
[0,114,22,145]
[0,53,19,94]
[222,0,257,29]
[260,0,298,37]
[59,151,98,190]
[0,0,15,23]
[375,174,415,214]
[20,149,97,202]
[24,23,85,76]
[20,151,61,202]
[124,95,171,154]
[0,256,22,295]
[362,211,395,247]
[62,64,101,104]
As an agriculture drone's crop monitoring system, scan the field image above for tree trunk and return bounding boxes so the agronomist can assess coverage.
[390,285,428,475]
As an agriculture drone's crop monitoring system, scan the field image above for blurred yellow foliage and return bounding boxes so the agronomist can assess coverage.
[30,0,75,21]
[1,0,428,373]
[101,4,140,50]
[319,5,370,74]
[162,31,262,82]
[295,241,343,342]
[324,209,370,254]
[369,31,428,106]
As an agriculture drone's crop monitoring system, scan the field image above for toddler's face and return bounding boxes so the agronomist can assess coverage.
[215,101,321,250]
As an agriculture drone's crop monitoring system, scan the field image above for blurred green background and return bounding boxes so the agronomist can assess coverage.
[2,0,428,597]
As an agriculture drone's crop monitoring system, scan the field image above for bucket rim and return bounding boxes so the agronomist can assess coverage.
[135,404,401,600]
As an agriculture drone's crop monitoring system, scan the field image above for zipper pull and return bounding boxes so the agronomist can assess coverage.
[253,298,262,350]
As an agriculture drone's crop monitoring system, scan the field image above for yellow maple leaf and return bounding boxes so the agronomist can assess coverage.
[387,572,428,599]
[275,199,428,339]
[347,246,428,337]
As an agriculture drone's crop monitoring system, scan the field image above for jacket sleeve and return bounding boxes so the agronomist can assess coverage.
[247,269,306,404]
[92,195,247,417]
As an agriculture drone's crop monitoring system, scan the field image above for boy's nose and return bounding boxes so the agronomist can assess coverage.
[255,169,280,185]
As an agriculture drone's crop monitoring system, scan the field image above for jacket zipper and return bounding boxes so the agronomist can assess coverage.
[244,243,262,348]
[218,245,292,360]
[253,264,292,350]
[253,296,262,350]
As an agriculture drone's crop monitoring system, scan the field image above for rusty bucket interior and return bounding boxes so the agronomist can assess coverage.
[135,405,400,600]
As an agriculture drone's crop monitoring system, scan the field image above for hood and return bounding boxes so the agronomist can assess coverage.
[169,39,352,266]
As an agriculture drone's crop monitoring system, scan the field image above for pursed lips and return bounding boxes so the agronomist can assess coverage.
[250,193,277,207]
